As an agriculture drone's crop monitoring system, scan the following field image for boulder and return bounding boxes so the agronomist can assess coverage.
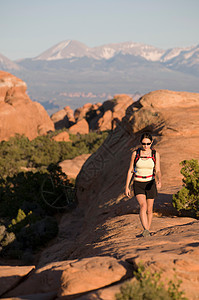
[59,154,91,179]
[0,71,54,141]
[94,94,134,131]
[68,118,89,134]
[74,103,93,122]
[52,131,70,142]
[97,110,112,131]
[51,106,75,129]
[58,256,131,298]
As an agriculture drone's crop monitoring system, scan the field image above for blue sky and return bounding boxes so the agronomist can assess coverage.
[1,0,199,60]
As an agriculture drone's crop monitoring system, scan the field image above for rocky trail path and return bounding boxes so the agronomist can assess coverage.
[1,189,198,300]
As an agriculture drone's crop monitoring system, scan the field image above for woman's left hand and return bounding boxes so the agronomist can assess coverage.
[157,181,162,189]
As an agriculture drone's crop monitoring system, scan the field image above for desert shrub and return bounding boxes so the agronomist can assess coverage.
[0,131,109,178]
[172,159,199,218]
[115,264,187,300]
[1,215,58,259]
[69,131,109,153]
[0,164,76,219]
[0,164,76,259]
[0,130,108,259]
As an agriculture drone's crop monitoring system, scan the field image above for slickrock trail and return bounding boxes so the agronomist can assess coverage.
[1,90,199,299]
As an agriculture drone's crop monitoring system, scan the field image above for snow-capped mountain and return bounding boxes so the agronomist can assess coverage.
[1,40,198,115]
[33,40,199,65]
[34,40,89,61]
[0,53,21,70]
[34,40,165,61]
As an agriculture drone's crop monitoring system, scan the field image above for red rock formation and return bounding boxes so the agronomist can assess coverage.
[0,71,54,141]
[68,118,89,134]
[74,103,93,122]
[51,106,75,129]
[51,95,134,132]
[90,94,134,131]
[51,131,70,142]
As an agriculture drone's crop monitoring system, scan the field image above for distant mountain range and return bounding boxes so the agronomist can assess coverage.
[1,40,199,115]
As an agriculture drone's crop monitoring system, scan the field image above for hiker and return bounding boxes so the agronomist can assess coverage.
[125,133,161,237]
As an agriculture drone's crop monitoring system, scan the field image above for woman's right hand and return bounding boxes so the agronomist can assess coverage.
[125,186,131,198]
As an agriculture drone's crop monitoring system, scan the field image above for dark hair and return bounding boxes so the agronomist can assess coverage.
[140,132,153,143]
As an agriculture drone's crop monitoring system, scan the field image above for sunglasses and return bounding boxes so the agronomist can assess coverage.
[142,142,151,145]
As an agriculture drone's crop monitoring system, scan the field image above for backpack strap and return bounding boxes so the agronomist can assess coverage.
[132,148,156,177]
[152,149,156,175]
[133,148,141,173]
[152,149,156,164]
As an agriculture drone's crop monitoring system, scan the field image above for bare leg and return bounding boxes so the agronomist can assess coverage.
[146,198,154,230]
[136,194,149,230]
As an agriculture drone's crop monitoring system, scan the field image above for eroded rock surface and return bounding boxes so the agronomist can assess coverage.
[0,71,54,141]
[4,257,131,298]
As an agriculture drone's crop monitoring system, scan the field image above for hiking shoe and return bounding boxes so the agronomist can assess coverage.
[142,229,151,237]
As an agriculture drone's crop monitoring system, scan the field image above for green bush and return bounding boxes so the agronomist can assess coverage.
[1,215,58,259]
[0,164,76,219]
[0,130,108,259]
[115,264,187,300]
[0,164,76,259]
[0,131,109,178]
[172,159,199,218]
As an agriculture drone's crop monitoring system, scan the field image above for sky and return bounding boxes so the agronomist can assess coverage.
[1,0,199,61]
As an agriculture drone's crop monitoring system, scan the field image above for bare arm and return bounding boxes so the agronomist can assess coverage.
[155,151,162,189]
[125,151,136,197]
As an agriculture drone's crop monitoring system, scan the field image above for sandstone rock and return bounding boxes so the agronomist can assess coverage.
[0,265,35,296]
[4,257,131,298]
[51,95,133,132]
[64,105,75,123]
[58,256,132,298]
[68,118,89,134]
[0,71,54,141]
[59,154,91,178]
[52,131,70,142]
[97,110,112,131]
[74,103,93,122]
[91,94,134,131]
[51,106,75,129]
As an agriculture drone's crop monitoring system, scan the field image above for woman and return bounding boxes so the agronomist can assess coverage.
[125,133,161,237]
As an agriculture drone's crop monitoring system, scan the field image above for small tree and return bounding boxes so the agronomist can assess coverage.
[172,159,199,218]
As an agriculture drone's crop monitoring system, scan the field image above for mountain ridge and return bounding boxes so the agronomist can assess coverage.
[1,40,199,114]
[32,40,199,64]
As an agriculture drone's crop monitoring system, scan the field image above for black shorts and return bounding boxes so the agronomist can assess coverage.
[133,179,157,199]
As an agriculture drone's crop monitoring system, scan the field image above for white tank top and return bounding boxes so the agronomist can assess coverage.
[134,153,155,182]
